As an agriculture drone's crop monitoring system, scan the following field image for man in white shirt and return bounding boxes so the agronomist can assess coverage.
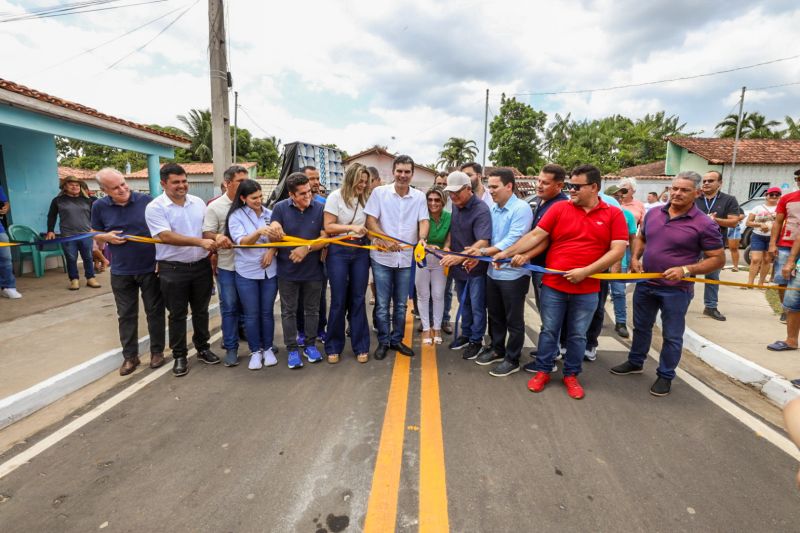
[461,162,493,207]
[365,154,430,360]
[145,163,219,377]
[202,165,249,367]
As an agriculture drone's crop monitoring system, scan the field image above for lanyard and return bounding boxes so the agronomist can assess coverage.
[703,194,718,214]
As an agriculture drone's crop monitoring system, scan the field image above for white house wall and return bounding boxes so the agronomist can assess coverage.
[722,164,800,201]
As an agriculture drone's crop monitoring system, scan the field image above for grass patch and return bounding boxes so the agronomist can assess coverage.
[765,288,783,315]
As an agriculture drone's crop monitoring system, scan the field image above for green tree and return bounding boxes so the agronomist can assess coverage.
[436,137,478,169]
[785,116,800,140]
[56,137,148,172]
[488,94,547,172]
[177,108,213,161]
[715,112,753,138]
[746,112,781,139]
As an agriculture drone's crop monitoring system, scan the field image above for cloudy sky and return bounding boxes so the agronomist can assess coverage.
[2,0,800,167]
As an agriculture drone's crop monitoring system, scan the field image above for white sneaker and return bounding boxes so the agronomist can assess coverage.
[248,352,263,370]
[262,348,278,367]
[1,288,21,299]
[584,347,597,362]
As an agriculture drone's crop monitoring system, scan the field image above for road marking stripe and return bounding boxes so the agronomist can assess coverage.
[0,332,223,480]
[419,339,450,532]
[363,307,413,533]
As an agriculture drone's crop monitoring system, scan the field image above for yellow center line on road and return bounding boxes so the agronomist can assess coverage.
[419,338,450,532]
[363,306,414,533]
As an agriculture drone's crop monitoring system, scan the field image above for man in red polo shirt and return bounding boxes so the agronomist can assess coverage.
[495,164,627,399]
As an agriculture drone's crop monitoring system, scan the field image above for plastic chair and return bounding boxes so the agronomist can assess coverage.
[7,224,67,277]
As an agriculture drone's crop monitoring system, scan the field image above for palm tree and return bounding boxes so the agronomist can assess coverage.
[715,112,753,138]
[785,116,800,140]
[437,137,478,169]
[177,109,213,161]
[544,112,572,160]
[746,112,781,139]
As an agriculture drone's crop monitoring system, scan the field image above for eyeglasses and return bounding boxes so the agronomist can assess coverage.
[767,193,781,197]
[701,179,718,184]
[427,198,442,203]
[565,182,592,191]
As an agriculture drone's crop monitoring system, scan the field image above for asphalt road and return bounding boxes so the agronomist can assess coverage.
[0,299,798,532]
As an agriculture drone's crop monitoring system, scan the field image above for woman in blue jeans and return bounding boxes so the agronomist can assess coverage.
[227,179,279,370]
[323,163,371,364]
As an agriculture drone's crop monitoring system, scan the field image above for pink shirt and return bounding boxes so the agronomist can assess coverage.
[621,198,645,226]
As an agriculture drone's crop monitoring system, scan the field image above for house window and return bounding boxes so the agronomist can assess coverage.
[748,182,769,199]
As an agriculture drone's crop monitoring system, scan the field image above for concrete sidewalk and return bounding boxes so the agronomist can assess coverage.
[0,268,219,427]
[680,268,799,405]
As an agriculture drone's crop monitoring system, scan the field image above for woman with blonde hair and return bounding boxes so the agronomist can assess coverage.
[323,163,372,363]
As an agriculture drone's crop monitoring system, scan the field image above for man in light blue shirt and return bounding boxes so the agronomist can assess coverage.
[464,168,533,376]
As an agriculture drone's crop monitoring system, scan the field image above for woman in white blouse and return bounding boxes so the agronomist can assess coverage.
[226,179,279,370]
[323,164,371,364]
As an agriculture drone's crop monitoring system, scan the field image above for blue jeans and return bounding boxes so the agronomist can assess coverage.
[371,260,411,346]
[62,237,95,280]
[326,244,371,355]
[628,283,692,380]
[235,273,278,353]
[454,276,487,343]
[0,232,16,288]
[703,268,720,309]
[216,268,240,351]
[535,285,597,376]
[609,281,627,324]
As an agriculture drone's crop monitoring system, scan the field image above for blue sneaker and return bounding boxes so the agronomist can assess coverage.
[317,331,327,343]
[304,345,323,363]
[223,348,239,367]
[287,350,303,369]
[296,332,306,347]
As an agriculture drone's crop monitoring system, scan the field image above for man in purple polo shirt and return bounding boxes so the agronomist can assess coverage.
[610,171,724,397]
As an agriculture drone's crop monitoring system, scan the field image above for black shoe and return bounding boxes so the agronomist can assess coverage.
[614,323,629,338]
[390,342,415,357]
[475,349,504,366]
[197,349,221,365]
[462,342,482,360]
[703,307,726,321]
[172,357,188,377]
[374,344,389,360]
[609,361,644,375]
[780,312,787,324]
[449,336,470,350]
[489,360,520,377]
[529,348,538,356]
[524,360,558,373]
[441,323,453,335]
[417,323,424,332]
[650,376,672,396]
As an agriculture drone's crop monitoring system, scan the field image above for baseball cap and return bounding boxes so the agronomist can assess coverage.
[766,187,782,196]
[604,185,621,195]
[444,171,471,192]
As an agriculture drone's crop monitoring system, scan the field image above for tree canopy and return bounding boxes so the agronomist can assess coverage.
[488,94,547,173]
[437,137,479,170]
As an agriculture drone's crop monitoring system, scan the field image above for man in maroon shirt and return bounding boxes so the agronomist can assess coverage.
[610,171,724,396]
[495,164,627,399]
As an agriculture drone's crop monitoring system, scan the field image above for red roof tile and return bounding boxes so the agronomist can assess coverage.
[125,161,257,178]
[0,78,190,145]
[667,137,800,165]
[57,166,98,181]
[344,146,436,173]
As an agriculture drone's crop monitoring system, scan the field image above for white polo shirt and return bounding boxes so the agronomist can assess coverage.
[145,192,208,262]
[202,194,234,271]
[364,183,428,268]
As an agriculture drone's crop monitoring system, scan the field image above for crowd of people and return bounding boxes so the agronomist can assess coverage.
[6,156,800,400]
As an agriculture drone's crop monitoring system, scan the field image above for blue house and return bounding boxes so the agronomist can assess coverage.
[0,78,190,230]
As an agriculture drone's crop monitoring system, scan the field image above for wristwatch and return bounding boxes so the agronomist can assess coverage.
[479,247,488,256]
[681,266,691,277]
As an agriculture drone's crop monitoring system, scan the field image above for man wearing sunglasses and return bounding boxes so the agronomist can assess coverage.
[694,170,740,321]
[495,164,627,399]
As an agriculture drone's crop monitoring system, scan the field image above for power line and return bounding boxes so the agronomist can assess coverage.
[751,80,800,91]
[0,0,168,23]
[238,105,288,138]
[511,53,800,96]
[0,0,118,18]
[105,0,198,70]
[30,2,190,76]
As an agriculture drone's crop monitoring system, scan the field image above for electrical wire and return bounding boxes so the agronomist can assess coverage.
[0,0,118,18]
[105,0,198,70]
[29,2,189,76]
[238,105,289,137]
[511,53,800,96]
[1,0,168,23]
[751,80,800,91]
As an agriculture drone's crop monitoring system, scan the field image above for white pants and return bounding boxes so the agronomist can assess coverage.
[415,264,446,331]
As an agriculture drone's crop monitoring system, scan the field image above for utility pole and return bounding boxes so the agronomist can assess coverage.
[728,86,746,194]
[233,90,238,161]
[209,0,231,189]
[482,88,489,168]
